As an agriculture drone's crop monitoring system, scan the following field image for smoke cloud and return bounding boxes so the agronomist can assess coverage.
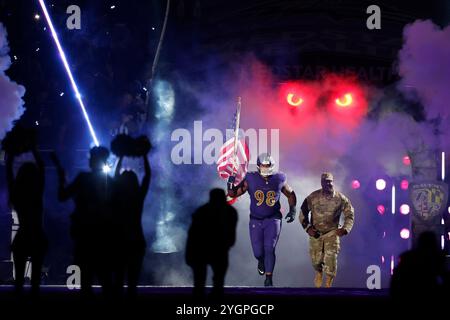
[0,23,25,140]
[398,19,450,149]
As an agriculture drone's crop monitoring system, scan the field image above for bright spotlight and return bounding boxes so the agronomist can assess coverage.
[400,228,410,239]
[335,93,353,107]
[376,179,386,190]
[399,204,410,215]
[102,164,111,174]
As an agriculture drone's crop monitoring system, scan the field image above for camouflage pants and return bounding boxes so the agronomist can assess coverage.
[309,232,340,277]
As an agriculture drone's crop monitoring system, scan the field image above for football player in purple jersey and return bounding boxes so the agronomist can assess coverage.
[228,153,297,286]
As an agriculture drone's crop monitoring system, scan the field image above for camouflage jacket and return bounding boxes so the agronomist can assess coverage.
[300,189,354,234]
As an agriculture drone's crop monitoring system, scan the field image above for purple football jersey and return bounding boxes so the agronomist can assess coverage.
[245,172,286,219]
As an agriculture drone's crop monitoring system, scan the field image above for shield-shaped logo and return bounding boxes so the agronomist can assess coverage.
[409,181,448,224]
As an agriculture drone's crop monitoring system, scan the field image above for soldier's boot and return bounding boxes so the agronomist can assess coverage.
[324,275,334,288]
[314,272,323,288]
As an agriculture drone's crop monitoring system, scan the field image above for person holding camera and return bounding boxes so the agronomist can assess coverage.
[299,173,354,288]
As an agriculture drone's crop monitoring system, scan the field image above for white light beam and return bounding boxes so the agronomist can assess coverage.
[38,0,99,146]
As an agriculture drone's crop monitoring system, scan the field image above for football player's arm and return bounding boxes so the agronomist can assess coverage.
[282,183,297,222]
[227,179,248,198]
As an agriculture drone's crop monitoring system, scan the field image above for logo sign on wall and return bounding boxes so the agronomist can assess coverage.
[409,181,448,225]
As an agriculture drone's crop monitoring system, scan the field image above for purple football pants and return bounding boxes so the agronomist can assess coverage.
[249,217,282,274]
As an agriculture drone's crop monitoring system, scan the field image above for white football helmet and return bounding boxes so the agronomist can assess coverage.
[257,153,275,177]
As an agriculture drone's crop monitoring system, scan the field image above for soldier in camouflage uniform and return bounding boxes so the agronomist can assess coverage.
[299,173,354,288]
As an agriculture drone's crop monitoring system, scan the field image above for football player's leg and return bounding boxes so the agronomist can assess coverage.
[263,218,282,274]
[249,219,264,261]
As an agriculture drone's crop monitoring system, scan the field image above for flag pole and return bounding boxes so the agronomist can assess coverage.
[227,97,241,191]
[227,97,241,194]
[233,97,242,162]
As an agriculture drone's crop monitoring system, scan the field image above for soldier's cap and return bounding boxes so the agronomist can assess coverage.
[321,172,334,181]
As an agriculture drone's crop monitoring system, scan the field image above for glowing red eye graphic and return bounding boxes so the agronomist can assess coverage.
[335,93,353,107]
[286,93,304,107]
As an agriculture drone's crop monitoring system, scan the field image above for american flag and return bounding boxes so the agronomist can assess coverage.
[216,136,249,186]
[217,98,249,204]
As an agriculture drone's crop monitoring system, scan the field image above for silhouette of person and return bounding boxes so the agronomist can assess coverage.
[185,189,238,299]
[6,147,47,296]
[390,231,447,301]
[52,146,113,297]
[111,153,151,298]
